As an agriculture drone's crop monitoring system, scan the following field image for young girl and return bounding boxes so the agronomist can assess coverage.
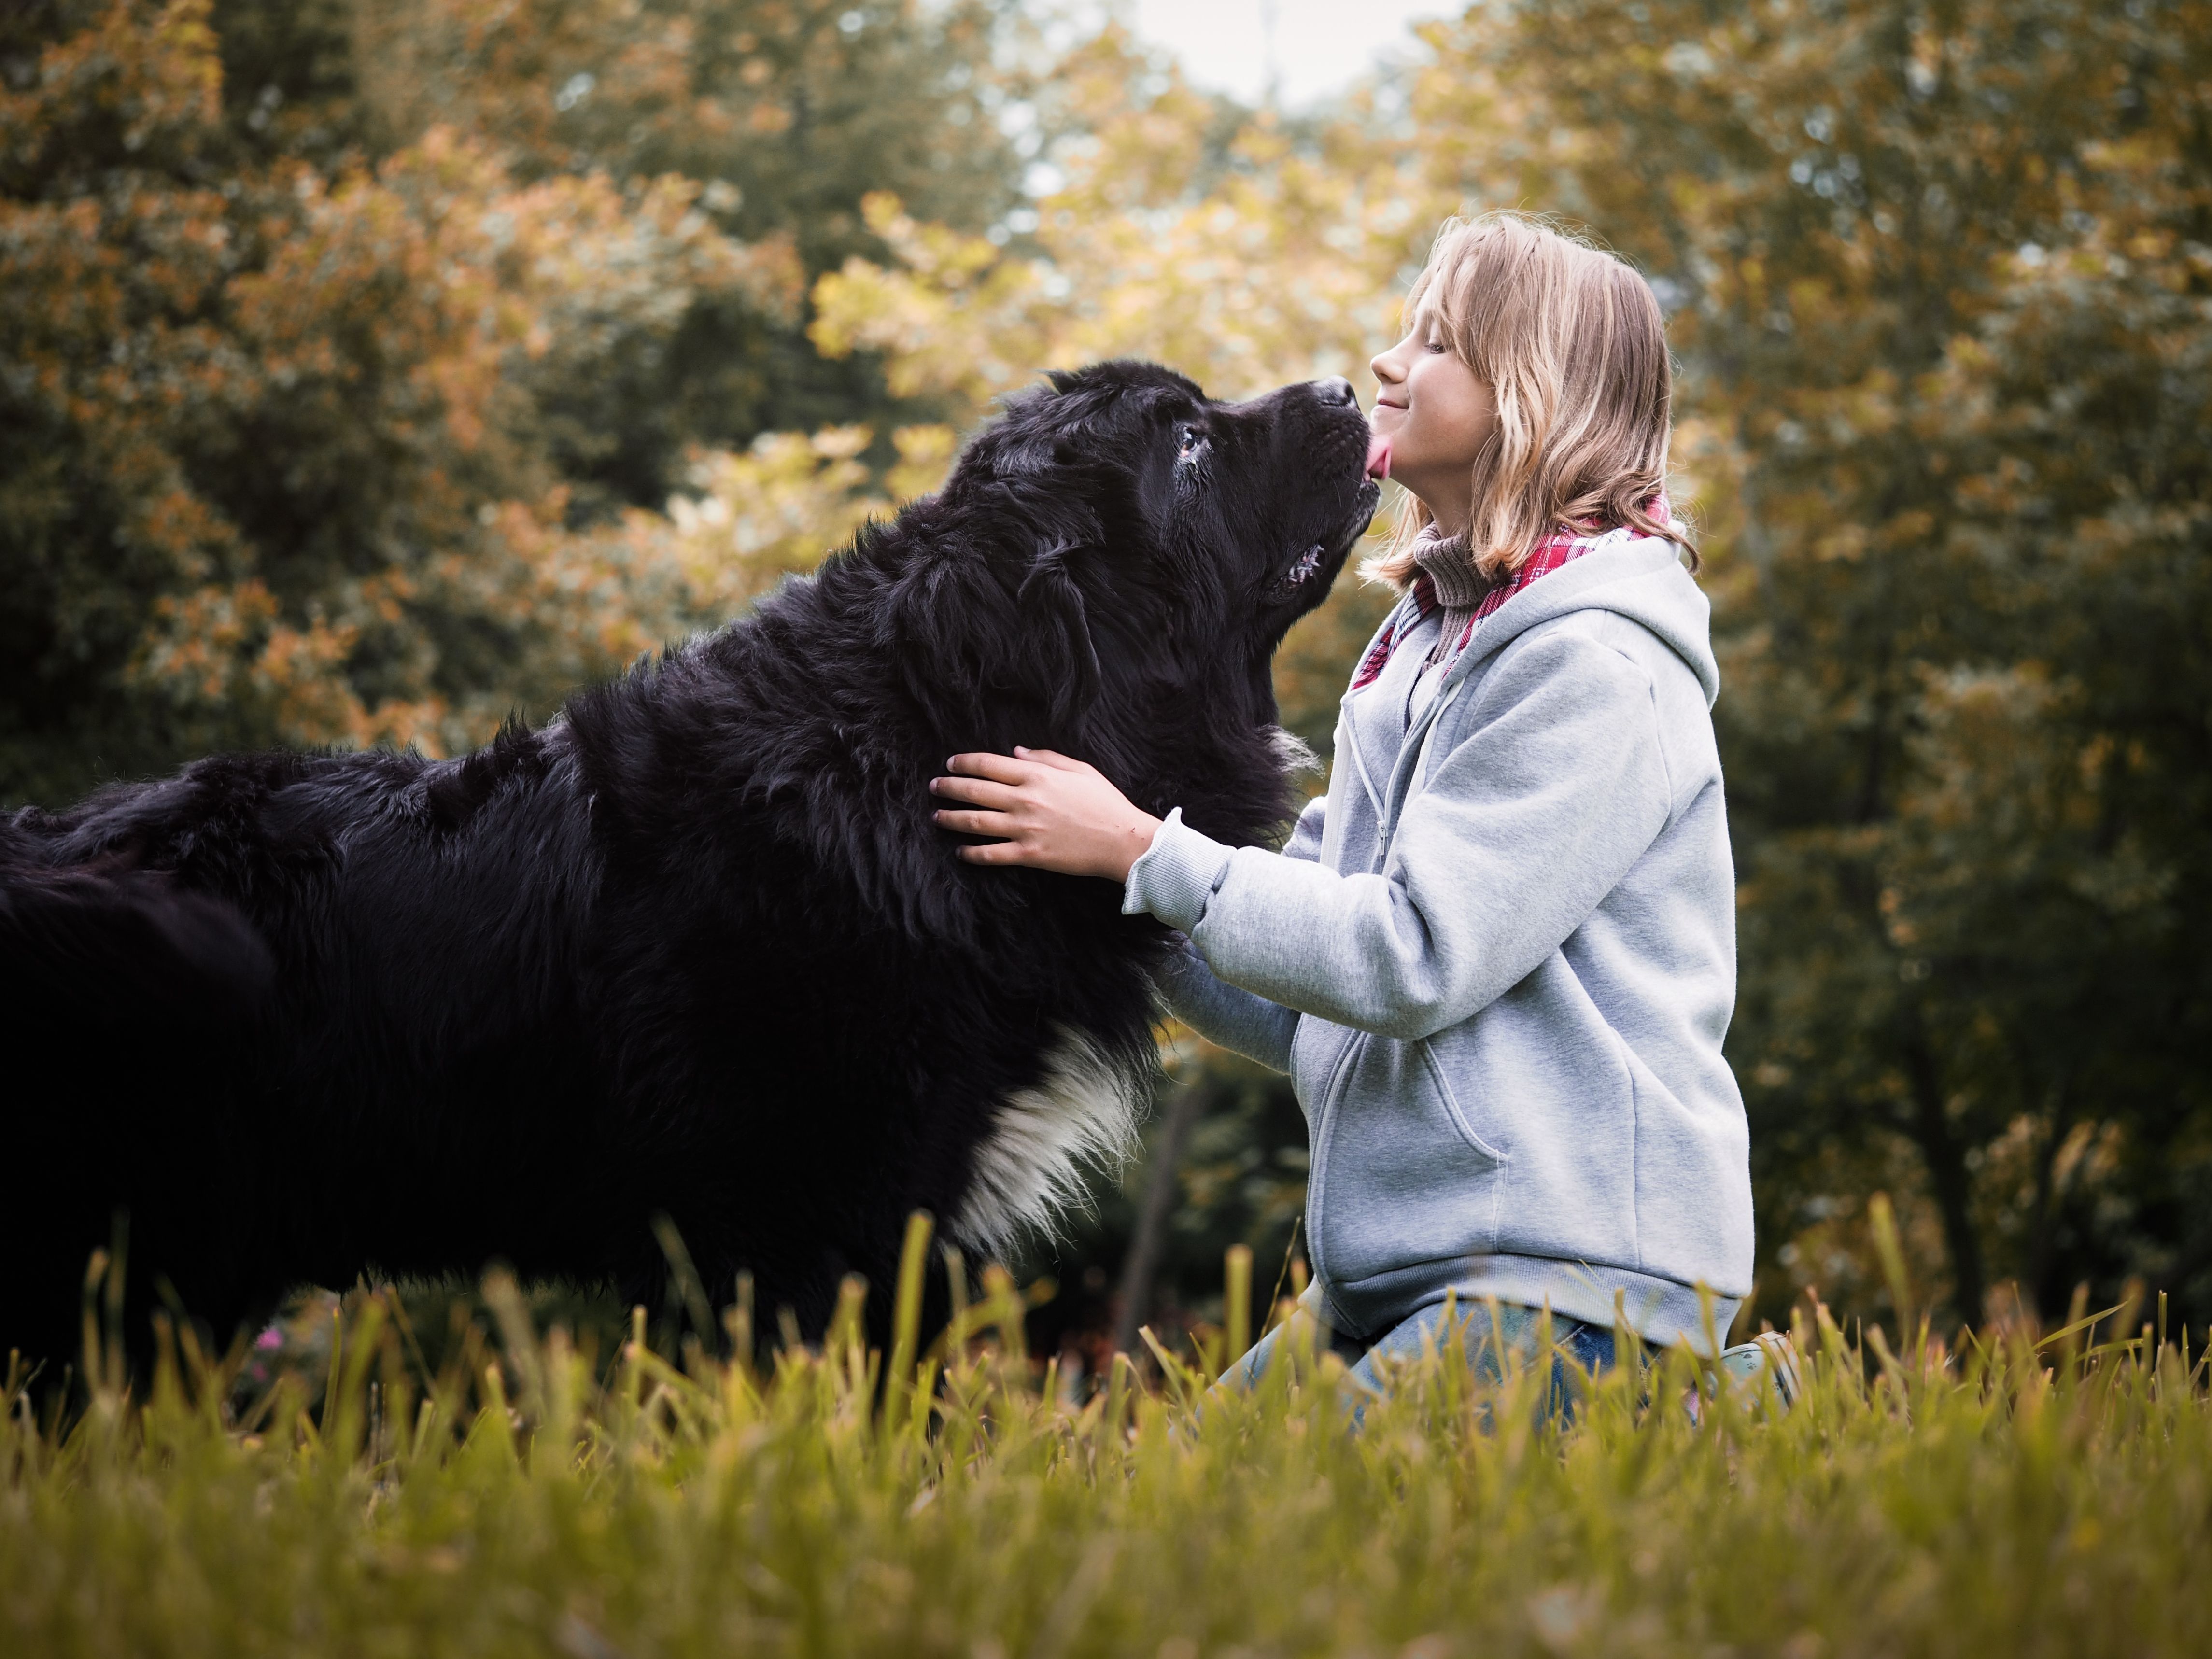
[928,213,1755,1393]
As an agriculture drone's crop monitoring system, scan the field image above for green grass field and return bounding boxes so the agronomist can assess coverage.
[5,1219,2208,1659]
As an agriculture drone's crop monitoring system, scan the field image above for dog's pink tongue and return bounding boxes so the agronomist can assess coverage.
[1366,434,1391,479]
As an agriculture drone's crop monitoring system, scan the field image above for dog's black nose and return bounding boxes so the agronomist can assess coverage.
[1312,376,1358,406]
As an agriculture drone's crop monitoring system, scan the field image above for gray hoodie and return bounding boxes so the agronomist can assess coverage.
[1123,532,1754,1349]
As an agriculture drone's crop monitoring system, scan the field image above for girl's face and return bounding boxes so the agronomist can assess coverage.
[1368,307,1496,536]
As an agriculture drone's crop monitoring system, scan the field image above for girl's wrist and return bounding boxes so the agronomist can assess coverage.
[1109,810,1165,883]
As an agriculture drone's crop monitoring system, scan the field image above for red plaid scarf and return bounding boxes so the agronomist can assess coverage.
[1349,498,1672,694]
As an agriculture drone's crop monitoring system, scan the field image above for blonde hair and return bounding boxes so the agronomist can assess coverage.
[1365,211,1694,588]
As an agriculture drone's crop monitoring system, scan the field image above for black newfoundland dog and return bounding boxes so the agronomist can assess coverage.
[0,362,1376,1368]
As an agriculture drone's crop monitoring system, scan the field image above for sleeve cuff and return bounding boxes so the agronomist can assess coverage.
[1120,807,1235,931]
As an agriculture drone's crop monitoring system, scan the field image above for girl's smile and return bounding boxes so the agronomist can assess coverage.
[1368,309,1498,537]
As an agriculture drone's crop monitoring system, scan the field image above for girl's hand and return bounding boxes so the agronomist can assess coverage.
[930,748,1163,882]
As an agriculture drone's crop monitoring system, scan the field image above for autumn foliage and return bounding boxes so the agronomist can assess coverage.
[5,0,2210,1330]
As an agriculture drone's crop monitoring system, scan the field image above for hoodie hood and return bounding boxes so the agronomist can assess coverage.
[1332,531,1719,838]
[1446,530,1719,709]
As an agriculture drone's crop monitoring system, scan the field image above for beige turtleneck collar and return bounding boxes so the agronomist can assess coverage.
[1410,524,1492,664]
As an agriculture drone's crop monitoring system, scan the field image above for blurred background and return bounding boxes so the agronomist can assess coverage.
[5,0,2208,1367]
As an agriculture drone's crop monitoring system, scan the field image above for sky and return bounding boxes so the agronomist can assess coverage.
[1123,0,1451,109]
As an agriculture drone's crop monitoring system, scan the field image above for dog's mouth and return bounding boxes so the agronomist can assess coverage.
[1277,544,1327,590]
[1267,479,1381,603]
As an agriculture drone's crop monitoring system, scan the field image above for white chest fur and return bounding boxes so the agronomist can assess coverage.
[950,1028,1152,1255]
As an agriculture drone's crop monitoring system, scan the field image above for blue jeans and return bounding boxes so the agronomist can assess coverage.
[1219,1292,1624,1426]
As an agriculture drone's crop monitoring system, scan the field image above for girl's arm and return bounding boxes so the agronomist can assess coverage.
[927,753,1327,879]
[934,629,1673,1042]
[1132,630,1674,1040]
[930,767,1325,1072]
[1148,794,1325,1072]
[1155,940,1299,1070]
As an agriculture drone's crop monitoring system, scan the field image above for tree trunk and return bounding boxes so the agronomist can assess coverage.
[1898,1004,1986,1328]
[1112,1079,1207,1356]
[2026,1075,2079,1316]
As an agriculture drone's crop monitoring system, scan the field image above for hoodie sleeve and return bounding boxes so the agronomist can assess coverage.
[1281,790,1326,863]
[1124,627,1672,1041]
[1142,793,1324,1074]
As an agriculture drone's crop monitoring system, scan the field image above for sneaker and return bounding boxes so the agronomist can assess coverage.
[1715,1329,1801,1411]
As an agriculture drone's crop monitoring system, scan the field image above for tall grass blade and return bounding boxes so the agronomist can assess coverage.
[887,1209,934,1432]
[1223,1243,1252,1374]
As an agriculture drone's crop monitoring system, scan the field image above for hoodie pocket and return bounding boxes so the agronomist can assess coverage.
[1308,1031,1506,1292]
[1423,1000,1640,1267]
[1418,1038,1508,1164]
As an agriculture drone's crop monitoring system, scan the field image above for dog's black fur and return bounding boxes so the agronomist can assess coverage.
[0,362,1376,1369]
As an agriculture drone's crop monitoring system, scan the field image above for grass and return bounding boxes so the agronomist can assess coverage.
[4,1215,2210,1659]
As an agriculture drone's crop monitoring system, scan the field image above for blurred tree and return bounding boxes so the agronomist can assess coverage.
[1019,1038,1312,1383]
[338,0,1029,511]
[812,29,1430,418]
[1,2,770,793]
[0,0,1020,801]
[22,0,2203,1342]
[809,27,1448,764]
[1453,0,2212,1325]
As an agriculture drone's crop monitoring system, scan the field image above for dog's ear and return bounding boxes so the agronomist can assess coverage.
[876,548,1009,736]
[1016,541,1102,731]
[874,508,1107,748]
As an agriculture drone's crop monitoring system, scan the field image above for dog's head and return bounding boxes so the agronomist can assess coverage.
[878,361,1378,830]
[957,361,1378,674]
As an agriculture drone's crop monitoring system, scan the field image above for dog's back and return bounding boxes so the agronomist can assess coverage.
[1,735,618,1368]
[0,604,1154,1369]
